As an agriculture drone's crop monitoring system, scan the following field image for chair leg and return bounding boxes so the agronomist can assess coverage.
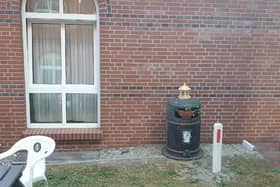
[44,180,48,187]
[43,176,48,187]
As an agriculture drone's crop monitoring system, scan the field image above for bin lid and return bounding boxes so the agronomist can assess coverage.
[168,98,201,110]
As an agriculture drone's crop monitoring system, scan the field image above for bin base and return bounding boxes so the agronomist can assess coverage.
[162,146,203,160]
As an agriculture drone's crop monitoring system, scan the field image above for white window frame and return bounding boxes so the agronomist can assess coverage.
[22,0,100,128]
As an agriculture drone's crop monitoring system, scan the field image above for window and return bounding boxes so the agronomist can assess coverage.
[22,0,99,128]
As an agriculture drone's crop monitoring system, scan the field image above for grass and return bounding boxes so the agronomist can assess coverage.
[224,155,280,187]
[34,156,280,187]
[35,163,188,187]
[35,162,208,187]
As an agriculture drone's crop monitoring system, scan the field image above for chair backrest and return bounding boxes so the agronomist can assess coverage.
[8,136,55,165]
[2,136,55,177]
[0,136,55,187]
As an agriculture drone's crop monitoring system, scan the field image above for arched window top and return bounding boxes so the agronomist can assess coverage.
[26,0,96,15]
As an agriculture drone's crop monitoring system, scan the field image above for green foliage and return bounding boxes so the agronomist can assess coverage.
[271,167,280,173]
[192,160,202,167]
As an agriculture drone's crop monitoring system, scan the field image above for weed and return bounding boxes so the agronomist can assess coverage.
[159,168,177,176]
[271,167,280,173]
[192,160,202,167]
[216,177,225,187]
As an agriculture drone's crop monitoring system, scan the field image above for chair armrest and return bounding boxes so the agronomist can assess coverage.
[0,149,15,160]
[29,154,47,169]
[22,154,48,180]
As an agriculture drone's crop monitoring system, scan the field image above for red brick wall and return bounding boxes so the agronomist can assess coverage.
[0,0,25,151]
[1,0,280,151]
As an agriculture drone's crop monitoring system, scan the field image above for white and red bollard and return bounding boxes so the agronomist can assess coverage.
[212,122,223,173]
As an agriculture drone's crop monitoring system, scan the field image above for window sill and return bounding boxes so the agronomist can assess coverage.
[23,128,103,141]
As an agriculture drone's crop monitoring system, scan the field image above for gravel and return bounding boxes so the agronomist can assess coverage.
[0,144,260,166]
[47,144,260,165]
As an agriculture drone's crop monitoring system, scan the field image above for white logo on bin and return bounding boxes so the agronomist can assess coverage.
[183,131,191,143]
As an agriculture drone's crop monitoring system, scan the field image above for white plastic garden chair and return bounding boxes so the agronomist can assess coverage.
[0,136,56,187]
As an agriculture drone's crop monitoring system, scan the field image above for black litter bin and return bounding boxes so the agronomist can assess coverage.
[162,84,203,160]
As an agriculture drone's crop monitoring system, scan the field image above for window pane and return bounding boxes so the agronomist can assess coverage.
[64,0,96,14]
[32,24,61,84]
[65,24,94,85]
[30,93,62,123]
[66,94,97,123]
[26,0,59,13]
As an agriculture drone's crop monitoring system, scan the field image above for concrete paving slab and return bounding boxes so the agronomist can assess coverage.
[255,143,280,167]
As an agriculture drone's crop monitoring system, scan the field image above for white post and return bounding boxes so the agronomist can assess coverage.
[212,122,223,173]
